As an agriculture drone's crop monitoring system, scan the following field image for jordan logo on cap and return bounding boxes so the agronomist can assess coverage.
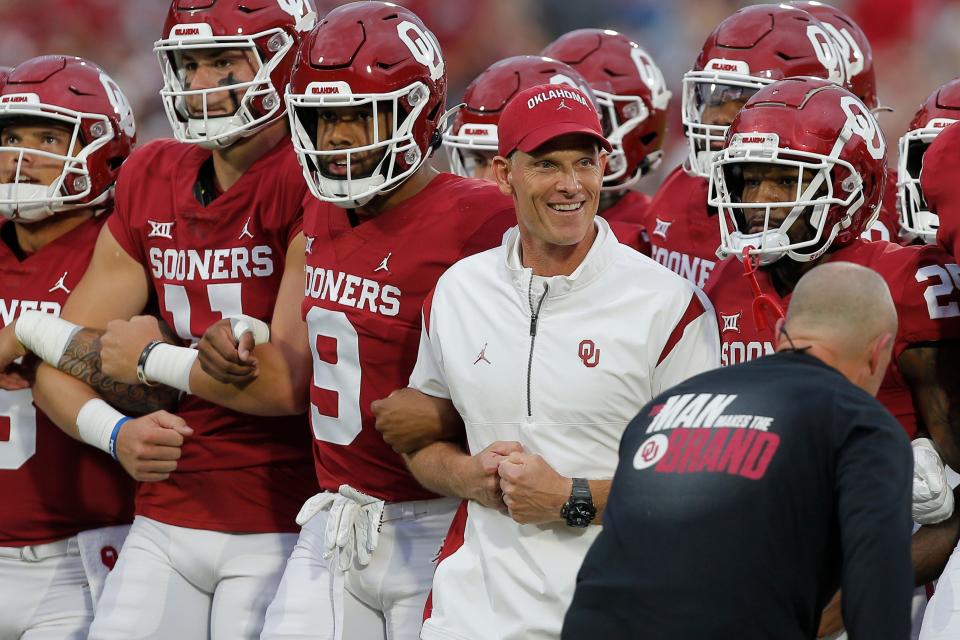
[556,99,573,111]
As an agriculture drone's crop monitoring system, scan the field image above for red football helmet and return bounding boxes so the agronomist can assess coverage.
[155,0,316,149]
[683,4,845,177]
[897,78,960,244]
[286,1,448,208]
[443,55,594,179]
[789,1,877,109]
[542,29,671,190]
[0,56,136,222]
[709,77,886,264]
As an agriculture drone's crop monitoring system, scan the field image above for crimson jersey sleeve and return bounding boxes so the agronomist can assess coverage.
[874,243,960,356]
[107,139,183,264]
[922,120,960,262]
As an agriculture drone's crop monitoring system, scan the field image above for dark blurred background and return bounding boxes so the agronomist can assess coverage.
[2,0,956,188]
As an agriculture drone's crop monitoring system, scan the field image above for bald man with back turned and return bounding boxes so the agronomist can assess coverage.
[563,262,913,640]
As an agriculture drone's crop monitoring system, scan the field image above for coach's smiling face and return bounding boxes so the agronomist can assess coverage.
[493,134,606,272]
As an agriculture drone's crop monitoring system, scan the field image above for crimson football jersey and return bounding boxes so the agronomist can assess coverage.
[0,216,135,546]
[704,239,960,437]
[107,138,316,533]
[601,190,652,256]
[643,166,719,289]
[301,173,516,502]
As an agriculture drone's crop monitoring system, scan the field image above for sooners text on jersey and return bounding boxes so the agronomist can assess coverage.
[107,138,316,533]
[300,173,516,501]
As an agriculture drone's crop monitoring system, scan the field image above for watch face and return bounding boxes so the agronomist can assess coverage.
[566,503,597,528]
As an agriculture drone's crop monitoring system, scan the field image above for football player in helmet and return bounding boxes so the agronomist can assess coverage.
[788,0,904,244]
[444,55,592,182]
[0,56,137,640]
[0,2,320,638]
[920,117,960,263]
[442,54,648,254]
[542,28,670,227]
[898,78,960,245]
[643,3,847,288]
[93,3,518,638]
[704,78,960,633]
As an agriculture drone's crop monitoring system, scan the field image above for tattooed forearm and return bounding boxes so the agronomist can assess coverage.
[56,328,180,415]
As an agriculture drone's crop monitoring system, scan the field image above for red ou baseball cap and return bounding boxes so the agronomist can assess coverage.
[497,83,612,157]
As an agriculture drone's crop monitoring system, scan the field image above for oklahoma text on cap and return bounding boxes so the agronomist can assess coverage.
[497,83,612,157]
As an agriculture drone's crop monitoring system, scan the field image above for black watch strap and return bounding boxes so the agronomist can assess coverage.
[561,477,596,528]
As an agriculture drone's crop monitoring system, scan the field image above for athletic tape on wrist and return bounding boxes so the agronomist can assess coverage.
[14,310,80,367]
[229,315,270,345]
[143,343,198,394]
[76,398,128,458]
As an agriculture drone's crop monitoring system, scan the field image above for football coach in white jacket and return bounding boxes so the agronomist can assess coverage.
[396,83,720,640]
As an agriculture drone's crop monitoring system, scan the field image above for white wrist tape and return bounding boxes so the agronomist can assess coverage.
[229,315,270,345]
[143,343,198,394]
[14,310,80,367]
[76,398,128,459]
[912,438,955,525]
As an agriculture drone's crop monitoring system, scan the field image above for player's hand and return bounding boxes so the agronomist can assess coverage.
[197,319,258,385]
[817,590,844,638]
[498,452,572,525]
[460,441,524,510]
[0,323,27,374]
[114,410,193,482]
[101,316,166,384]
[372,388,463,454]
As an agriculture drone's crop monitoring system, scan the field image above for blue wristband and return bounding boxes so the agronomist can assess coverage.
[109,417,131,461]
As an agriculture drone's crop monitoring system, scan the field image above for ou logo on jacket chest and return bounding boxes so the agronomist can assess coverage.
[578,339,600,368]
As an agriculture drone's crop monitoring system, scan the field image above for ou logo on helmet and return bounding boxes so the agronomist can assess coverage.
[806,24,846,85]
[840,95,885,160]
[821,23,864,79]
[630,47,670,111]
[99,72,136,138]
[397,21,444,81]
[276,0,311,19]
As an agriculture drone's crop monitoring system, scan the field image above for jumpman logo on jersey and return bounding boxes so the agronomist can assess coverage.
[239,217,255,240]
[374,252,392,273]
[48,271,70,294]
[473,342,491,365]
[556,100,573,111]
[148,220,174,239]
[305,236,314,254]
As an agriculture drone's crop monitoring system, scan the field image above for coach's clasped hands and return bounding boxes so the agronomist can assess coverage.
[464,441,572,525]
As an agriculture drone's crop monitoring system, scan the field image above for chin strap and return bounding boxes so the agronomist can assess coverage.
[741,246,785,333]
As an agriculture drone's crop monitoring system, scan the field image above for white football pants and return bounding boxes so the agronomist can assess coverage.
[261,494,457,640]
[0,525,128,640]
[89,516,296,640]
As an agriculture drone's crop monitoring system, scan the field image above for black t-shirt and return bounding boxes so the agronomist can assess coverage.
[563,351,912,640]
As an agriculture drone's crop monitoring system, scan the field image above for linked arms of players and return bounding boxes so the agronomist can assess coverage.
[95,233,313,416]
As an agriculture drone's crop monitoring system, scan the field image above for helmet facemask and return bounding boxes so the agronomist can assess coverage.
[710,133,865,265]
[288,81,433,208]
[595,89,656,190]
[681,69,768,177]
[0,109,114,223]
[155,29,293,149]
[897,122,952,244]
[442,120,498,179]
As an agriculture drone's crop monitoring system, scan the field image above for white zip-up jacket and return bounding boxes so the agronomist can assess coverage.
[410,217,720,640]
